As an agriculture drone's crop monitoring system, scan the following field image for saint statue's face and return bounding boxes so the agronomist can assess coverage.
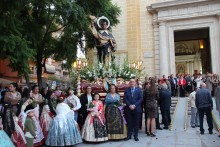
[101,22,108,30]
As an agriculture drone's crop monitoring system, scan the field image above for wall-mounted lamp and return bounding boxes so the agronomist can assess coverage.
[199,40,204,49]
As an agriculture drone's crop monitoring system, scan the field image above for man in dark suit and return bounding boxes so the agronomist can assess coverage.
[159,84,172,129]
[124,79,143,141]
[195,83,213,135]
[169,74,178,97]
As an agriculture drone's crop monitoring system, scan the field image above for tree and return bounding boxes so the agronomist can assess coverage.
[0,0,35,88]
[0,0,120,89]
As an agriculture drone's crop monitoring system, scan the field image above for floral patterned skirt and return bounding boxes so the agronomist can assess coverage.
[105,105,127,140]
[81,113,108,142]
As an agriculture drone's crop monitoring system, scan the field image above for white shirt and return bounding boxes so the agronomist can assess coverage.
[64,94,81,111]
[195,76,202,88]
[173,78,176,84]
[87,95,93,108]
[189,91,196,108]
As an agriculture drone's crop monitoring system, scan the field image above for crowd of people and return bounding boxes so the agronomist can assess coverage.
[0,72,219,146]
[144,72,220,136]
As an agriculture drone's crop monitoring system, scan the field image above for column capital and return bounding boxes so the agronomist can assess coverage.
[152,21,159,27]
[159,21,166,26]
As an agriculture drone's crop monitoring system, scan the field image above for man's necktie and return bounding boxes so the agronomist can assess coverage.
[131,88,134,97]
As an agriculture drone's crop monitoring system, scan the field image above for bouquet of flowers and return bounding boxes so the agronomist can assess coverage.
[114,100,123,107]
[88,101,95,108]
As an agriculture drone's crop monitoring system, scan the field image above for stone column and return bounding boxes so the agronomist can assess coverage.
[217,14,220,74]
[153,20,160,77]
[159,21,169,77]
[186,62,189,74]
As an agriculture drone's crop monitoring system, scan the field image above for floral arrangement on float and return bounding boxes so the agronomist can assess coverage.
[70,57,145,95]
[78,58,142,82]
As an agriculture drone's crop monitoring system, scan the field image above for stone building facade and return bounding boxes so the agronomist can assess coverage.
[93,0,220,77]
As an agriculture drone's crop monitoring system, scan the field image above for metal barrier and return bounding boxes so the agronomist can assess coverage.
[184,98,188,131]
[212,111,220,132]
[169,97,180,131]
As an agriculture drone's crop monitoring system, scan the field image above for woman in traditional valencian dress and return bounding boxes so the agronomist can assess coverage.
[46,97,82,146]
[30,85,44,146]
[40,100,53,141]
[2,82,24,145]
[4,83,21,116]
[105,84,127,140]
[11,115,26,147]
[82,92,108,142]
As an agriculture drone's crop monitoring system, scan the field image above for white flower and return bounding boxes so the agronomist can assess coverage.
[130,74,135,77]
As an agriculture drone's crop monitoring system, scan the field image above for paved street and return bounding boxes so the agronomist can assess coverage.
[76,116,220,147]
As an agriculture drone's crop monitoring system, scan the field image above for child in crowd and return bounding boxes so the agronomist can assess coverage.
[24,104,36,147]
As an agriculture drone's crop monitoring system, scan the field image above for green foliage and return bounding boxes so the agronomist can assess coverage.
[47,75,61,82]
[69,71,78,86]
[0,0,121,88]
[0,0,35,76]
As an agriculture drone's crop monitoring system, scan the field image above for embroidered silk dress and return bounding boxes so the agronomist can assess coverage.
[46,102,82,146]
[105,93,127,140]
[81,100,108,142]
[30,93,44,146]
[40,105,53,141]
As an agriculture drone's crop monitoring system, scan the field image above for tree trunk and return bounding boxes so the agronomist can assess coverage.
[24,73,30,89]
[37,58,43,90]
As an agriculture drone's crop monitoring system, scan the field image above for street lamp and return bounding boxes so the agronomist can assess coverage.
[129,59,143,88]
[73,58,87,96]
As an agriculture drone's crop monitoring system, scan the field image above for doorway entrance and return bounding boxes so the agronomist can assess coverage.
[174,28,211,75]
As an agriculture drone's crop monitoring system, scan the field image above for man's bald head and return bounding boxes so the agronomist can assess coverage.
[201,83,206,88]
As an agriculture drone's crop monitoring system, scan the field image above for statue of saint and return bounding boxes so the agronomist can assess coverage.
[89,15,117,65]
[194,51,202,72]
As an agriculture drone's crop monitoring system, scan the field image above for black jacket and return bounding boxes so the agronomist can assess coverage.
[78,93,94,127]
[195,88,213,108]
[159,89,171,110]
